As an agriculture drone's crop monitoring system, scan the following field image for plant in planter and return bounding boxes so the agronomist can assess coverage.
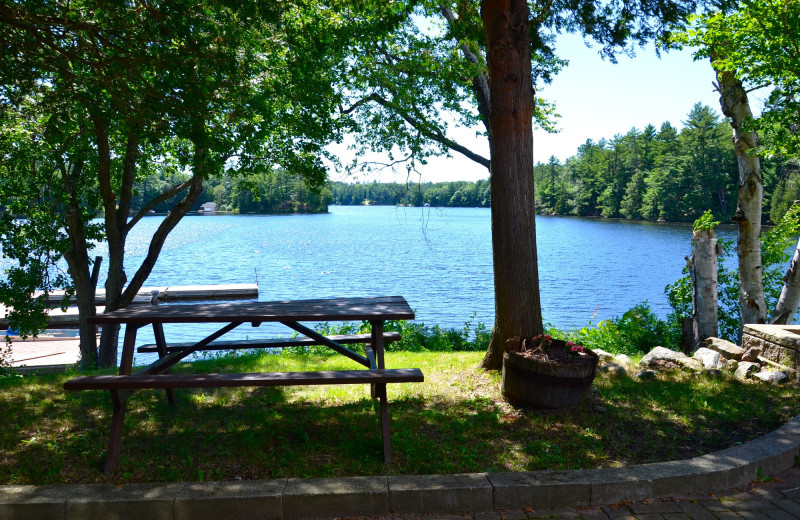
[501,335,599,408]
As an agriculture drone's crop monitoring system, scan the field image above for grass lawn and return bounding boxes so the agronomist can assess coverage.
[1,350,798,485]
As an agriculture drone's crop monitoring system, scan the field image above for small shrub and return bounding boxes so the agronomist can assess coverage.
[278,316,491,356]
[693,209,719,232]
[567,303,673,356]
[383,316,490,352]
[0,337,12,376]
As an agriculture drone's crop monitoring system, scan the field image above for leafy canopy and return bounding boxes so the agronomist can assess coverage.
[682,0,800,158]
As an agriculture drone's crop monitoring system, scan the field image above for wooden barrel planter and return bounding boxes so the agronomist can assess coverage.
[502,338,599,408]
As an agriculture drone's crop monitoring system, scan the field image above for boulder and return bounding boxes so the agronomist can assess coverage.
[741,346,762,362]
[705,337,745,360]
[592,349,614,362]
[693,347,722,369]
[734,361,760,380]
[754,370,790,385]
[724,359,739,372]
[613,354,632,366]
[676,357,705,371]
[600,362,627,377]
[640,346,687,367]
[650,359,683,370]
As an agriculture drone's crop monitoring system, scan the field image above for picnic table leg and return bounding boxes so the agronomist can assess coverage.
[370,320,392,463]
[370,320,386,369]
[376,383,391,464]
[104,389,128,474]
[119,324,139,375]
[152,323,176,405]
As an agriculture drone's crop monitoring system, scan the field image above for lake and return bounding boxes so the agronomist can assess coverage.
[4,205,742,362]
[105,205,737,330]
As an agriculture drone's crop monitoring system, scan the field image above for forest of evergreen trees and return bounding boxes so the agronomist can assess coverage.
[329,179,491,208]
[132,168,332,214]
[534,103,798,224]
[327,103,800,223]
[131,103,800,223]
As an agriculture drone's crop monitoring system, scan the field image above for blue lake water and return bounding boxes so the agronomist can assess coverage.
[3,205,739,362]
[104,206,737,347]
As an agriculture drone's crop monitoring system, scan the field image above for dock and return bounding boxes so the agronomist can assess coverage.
[6,331,83,374]
[41,283,259,304]
[1,305,106,329]
[3,283,259,328]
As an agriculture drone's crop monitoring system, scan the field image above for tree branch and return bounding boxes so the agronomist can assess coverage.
[439,4,492,137]
[745,83,771,94]
[125,180,193,232]
[339,94,381,115]
[121,174,204,306]
[342,91,490,168]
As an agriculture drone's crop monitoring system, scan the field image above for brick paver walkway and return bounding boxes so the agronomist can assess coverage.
[371,466,800,520]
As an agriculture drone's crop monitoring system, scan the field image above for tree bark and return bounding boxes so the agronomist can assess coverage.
[93,119,206,367]
[97,137,206,368]
[93,115,127,368]
[690,229,719,349]
[771,237,800,324]
[60,160,98,369]
[479,0,543,370]
[712,56,767,332]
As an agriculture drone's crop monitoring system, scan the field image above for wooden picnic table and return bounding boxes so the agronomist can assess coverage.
[64,295,424,473]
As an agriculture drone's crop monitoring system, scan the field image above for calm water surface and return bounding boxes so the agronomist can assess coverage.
[5,206,738,361]
[110,206,736,331]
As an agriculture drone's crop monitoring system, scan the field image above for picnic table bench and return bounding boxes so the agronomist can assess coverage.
[64,295,424,474]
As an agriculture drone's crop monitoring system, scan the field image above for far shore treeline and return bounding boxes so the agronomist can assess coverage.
[131,103,799,224]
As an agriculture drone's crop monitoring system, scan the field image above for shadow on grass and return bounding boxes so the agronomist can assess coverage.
[0,365,797,485]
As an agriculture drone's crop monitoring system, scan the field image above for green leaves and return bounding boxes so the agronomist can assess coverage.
[0,0,401,345]
[682,0,800,159]
[693,210,720,232]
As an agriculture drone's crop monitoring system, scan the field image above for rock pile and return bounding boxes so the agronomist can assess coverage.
[590,349,635,377]
[630,337,793,384]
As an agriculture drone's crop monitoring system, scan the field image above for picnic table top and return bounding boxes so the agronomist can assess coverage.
[87,295,415,325]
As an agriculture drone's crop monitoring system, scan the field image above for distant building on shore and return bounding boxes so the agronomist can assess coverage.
[200,202,217,213]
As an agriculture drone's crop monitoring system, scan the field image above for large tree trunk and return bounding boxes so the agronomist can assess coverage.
[64,213,98,370]
[690,229,719,349]
[96,129,139,368]
[92,116,128,368]
[713,56,767,332]
[61,161,98,369]
[479,0,544,370]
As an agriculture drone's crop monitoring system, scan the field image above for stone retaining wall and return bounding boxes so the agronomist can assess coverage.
[742,324,800,371]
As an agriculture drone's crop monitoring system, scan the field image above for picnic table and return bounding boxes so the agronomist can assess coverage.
[64,295,424,473]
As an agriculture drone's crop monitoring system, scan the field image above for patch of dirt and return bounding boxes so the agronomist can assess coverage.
[508,337,596,368]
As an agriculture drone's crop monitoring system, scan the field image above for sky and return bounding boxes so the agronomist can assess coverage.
[328,32,772,185]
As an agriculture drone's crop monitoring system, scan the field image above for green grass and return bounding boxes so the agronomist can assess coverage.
[1,350,798,485]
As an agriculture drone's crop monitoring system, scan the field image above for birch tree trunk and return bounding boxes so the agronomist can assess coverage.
[771,238,800,324]
[479,0,544,370]
[690,229,719,348]
[712,56,767,331]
